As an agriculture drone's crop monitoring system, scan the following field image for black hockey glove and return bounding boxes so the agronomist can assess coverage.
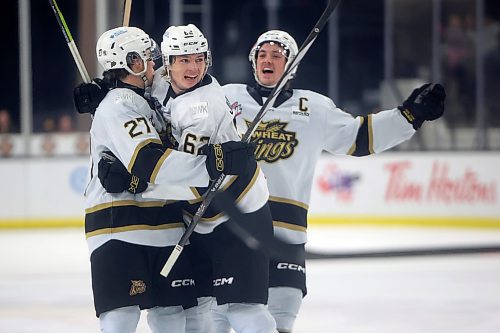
[98,151,148,194]
[199,141,257,180]
[398,83,446,130]
[73,78,109,115]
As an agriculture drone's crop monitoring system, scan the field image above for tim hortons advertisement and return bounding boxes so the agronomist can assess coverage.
[0,153,499,228]
[309,152,499,223]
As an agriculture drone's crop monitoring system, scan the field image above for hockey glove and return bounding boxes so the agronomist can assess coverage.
[398,83,446,130]
[200,141,257,180]
[98,151,148,194]
[73,78,109,115]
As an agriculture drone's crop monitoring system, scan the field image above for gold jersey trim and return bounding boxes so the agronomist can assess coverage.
[150,148,174,183]
[128,138,163,173]
[235,167,260,203]
[347,117,364,155]
[183,167,261,221]
[367,114,374,154]
[85,200,166,214]
[85,222,185,238]
[187,176,238,204]
[269,196,309,210]
[273,220,307,232]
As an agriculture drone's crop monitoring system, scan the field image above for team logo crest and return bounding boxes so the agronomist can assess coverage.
[129,280,146,296]
[228,99,242,117]
[246,119,298,163]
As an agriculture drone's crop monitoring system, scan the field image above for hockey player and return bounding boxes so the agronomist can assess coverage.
[216,30,446,333]
[148,24,278,333]
[85,26,257,333]
[84,26,444,333]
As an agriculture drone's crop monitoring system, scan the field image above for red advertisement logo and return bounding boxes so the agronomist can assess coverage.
[317,164,360,202]
[385,161,497,204]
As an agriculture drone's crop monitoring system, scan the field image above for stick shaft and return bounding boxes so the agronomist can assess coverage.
[123,0,133,26]
[49,0,91,83]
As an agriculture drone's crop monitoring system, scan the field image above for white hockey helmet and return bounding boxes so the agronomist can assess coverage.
[249,30,299,87]
[161,24,212,81]
[96,26,158,77]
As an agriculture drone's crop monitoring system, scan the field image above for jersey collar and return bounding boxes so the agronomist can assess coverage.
[247,83,293,108]
[115,80,146,98]
[162,75,213,106]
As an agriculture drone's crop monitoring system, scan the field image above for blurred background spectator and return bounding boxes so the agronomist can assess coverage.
[485,30,500,127]
[442,13,474,126]
[57,114,74,133]
[0,108,17,134]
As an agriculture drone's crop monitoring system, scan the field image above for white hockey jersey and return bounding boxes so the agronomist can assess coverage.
[85,83,211,254]
[150,75,269,234]
[223,84,415,244]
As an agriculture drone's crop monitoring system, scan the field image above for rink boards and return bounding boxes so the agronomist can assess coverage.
[0,152,499,228]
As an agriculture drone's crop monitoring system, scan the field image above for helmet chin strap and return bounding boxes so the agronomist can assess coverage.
[142,74,152,98]
[163,66,172,83]
[124,59,150,90]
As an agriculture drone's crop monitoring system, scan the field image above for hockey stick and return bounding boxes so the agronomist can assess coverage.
[49,0,91,83]
[123,0,133,26]
[160,0,342,277]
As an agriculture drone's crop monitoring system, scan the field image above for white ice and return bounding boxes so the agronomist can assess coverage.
[1,226,500,333]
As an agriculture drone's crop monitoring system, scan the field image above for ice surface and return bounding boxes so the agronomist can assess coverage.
[1,226,499,333]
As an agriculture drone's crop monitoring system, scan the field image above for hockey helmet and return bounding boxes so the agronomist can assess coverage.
[96,26,160,76]
[161,24,212,68]
[249,30,299,87]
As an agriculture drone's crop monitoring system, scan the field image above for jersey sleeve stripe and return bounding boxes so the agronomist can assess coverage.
[268,196,309,210]
[272,220,307,232]
[149,148,174,183]
[234,166,260,203]
[268,200,308,230]
[351,115,375,157]
[346,143,356,156]
[182,163,259,220]
[186,188,203,204]
[85,200,166,214]
[346,117,363,155]
[85,223,185,239]
[191,187,201,197]
[127,138,163,172]
[188,176,238,204]
[368,114,374,154]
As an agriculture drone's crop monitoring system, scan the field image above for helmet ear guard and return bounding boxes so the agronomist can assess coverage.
[248,30,299,87]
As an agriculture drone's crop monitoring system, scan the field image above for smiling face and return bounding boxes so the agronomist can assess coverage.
[168,53,207,94]
[255,42,287,87]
